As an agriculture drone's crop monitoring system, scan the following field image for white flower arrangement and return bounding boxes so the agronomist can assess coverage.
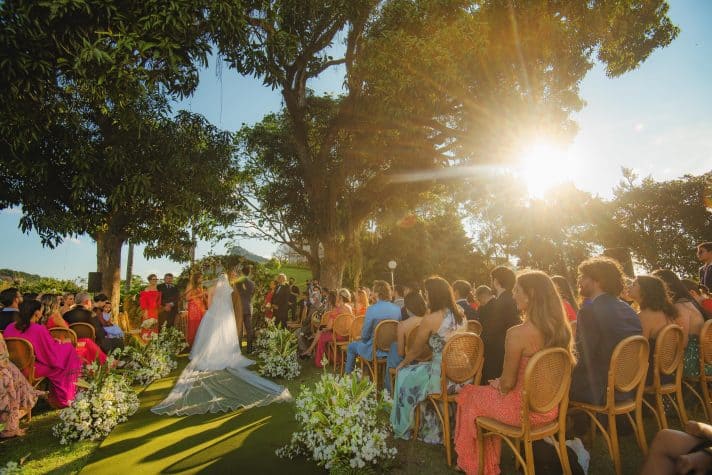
[52,355,139,444]
[118,323,186,386]
[140,317,158,329]
[255,320,301,380]
[0,461,22,475]
[277,371,397,472]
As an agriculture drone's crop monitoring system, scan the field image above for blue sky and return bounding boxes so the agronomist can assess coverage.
[2,1,711,281]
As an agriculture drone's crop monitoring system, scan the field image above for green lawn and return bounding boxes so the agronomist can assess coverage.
[279,264,312,290]
[2,352,706,474]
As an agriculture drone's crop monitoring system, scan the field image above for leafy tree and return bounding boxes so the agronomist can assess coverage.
[221,0,678,287]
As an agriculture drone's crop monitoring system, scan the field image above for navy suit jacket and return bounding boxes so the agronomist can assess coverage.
[570,293,642,405]
[0,308,18,331]
[480,290,521,383]
[700,264,712,291]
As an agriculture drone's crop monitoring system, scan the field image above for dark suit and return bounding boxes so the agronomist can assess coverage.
[64,306,122,354]
[480,290,521,383]
[700,263,712,291]
[271,283,290,327]
[236,277,255,351]
[456,299,478,321]
[570,293,642,405]
[157,283,180,328]
[0,308,18,331]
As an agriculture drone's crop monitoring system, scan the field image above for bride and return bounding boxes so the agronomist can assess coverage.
[152,273,291,416]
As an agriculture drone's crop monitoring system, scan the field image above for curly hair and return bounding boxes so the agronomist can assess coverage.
[578,257,625,296]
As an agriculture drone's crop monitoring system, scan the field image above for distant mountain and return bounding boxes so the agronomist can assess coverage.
[0,268,42,281]
[226,245,269,263]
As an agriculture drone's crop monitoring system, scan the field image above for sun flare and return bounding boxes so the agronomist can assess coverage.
[517,140,576,198]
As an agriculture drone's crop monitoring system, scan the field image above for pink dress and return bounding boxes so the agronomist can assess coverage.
[3,322,81,408]
[454,356,558,475]
[313,305,352,368]
[139,290,162,342]
[46,317,107,366]
[0,336,42,437]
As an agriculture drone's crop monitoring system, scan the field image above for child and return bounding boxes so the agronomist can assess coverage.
[100,302,125,339]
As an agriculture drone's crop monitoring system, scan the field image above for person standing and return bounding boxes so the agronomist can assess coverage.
[271,273,290,328]
[184,272,207,347]
[697,242,712,290]
[139,275,162,342]
[0,288,21,331]
[288,277,299,321]
[157,273,180,329]
[236,265,256,353]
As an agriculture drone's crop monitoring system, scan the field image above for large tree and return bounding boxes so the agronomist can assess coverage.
[220,0,678,287]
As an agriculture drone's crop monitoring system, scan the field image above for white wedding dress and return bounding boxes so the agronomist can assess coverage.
[152,274,292,416]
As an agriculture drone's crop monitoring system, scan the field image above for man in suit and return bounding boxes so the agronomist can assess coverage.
[235,265,256,353]
[0,287,21,331]
[480,266,521,383]
[698,242,712,290]
[157,273,180,329]
[345,280,401,374]
[453,280,478,320]
[288,277,299,321]
[570,256,642,405]
[65,292,123,353]
[271,273,290,328]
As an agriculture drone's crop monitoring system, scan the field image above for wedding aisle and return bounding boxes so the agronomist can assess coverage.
[80,356,322,474]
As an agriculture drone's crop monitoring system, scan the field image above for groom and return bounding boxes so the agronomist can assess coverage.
[272,273,290,328]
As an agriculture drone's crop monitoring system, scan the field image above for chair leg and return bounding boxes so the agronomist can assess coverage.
[656,393,668,430]
[442,399,452,466]
[476,425,485,475]
[524,438,535,475]
[703,378,712,423]
[675,385,689,426]
[413,404,421,440]
[557,429,572,475]
[608,412,622,475]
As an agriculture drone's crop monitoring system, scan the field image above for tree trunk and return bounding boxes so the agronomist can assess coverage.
[124,241,134,294]
[95,230,125,314]
[320,238,347,289]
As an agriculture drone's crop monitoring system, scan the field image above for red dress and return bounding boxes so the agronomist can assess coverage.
[454,356,558,475]
[563,300,577,322]
[139,290,162,342]
[46,317,106,366]
[264,290,274,320]
[186,288,207,346]
[313,305,352,368]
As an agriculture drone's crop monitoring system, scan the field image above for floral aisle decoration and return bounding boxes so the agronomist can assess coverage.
[254,319,301,380]
[277,371,397,472]
[52,354,139,444]
[119,323,187,386]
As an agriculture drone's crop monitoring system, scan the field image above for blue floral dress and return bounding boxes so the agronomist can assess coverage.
[390,309,464,443]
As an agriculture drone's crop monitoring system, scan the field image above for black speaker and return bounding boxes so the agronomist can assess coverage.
[603,248,635,277]
[88,272,103,293]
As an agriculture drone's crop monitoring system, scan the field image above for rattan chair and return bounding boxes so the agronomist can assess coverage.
[388,323,434,392]
[683,319,712,421]
[570,320,577,340]
[569,335,649,475]
[643,324,688,430]
[49,327,77,346]
[337,316,365,374]
[330,313,353,373]
[4,337,47,421]
[466,320,483,335]
[419,332,483,466]
[478,348,573,475]
[69,322,96,341]
[361,319,398,392]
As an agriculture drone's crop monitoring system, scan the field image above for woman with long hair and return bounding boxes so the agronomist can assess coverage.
[139,274,162,342]
[263,280,277,320]
[184,272,207,346]
[385,291,428,394]
[353,288,369,317]
[390,276,465,443]
[454,270,575,474]
[301,289,353,367]
[43,294,106,366]
[552,275,579,321]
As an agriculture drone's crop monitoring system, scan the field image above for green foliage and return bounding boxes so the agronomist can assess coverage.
[0,269,84,294]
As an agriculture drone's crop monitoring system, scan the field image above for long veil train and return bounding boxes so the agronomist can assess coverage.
[152,273,291,416]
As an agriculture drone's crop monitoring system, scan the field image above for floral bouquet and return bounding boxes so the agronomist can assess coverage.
[277,371,397,472]
[52,354,139,444]
[254,319,300,380]
[140,317,158,329]
[118,323,186,385]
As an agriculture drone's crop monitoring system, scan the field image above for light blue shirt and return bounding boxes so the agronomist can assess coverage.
[361,299,402,346]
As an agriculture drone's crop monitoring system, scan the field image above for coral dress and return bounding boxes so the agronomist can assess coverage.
[185,288,207,346]
[0,335,42,437]
[264,290,274,320]
[46,316,106,366]
[313,305,352,368]
[454,354,558,475]
[139,290,162,342]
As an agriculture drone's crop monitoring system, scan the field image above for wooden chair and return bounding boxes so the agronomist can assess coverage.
[361,319,398,392]
[683,319,712,421]
[417,332,484,466]
[49,327,77,346]
[69,322,96,341]
[478,348,573,475]
[569,335,649,475]
[330,313,353,373]
[570,320,577,340]
[337,316,365,374]
[4,337,47,421]
[388,323,434,392]
[466,320,482,335]
[643,324,688,430]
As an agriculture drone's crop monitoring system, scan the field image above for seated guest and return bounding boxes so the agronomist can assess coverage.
[0,288,21,331]
[22,293,38,302]
[629,275,687,384]
[43,294,107,366]
[475,285,494,308]
[480,266,521,383]
[0,332,44,438]
[552,275,579,322]
[4,300,81,408]
[60,292,75,316]
[301,289,353,368]
[391,277,466,442]
[570,257,642,405]
[641,420,712,475]
[454,270,576,474]
[385,291,428,394]
[453,280,478,321]
[681,279,712,319]
[393,285,405,308]
[98,302,124,340]
[64,292,122,354]
[344,280,401,374]
[653,270,707,377]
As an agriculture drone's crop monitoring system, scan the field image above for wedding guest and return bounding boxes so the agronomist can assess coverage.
[475,285,494,307]
[4,300,81,408]
[454,270,576,474]
[697,242,712,290]
[344,280,401,374]
[157,273,180,329]
[353,288,369,317]
[22,293,38,302]
[184,272,206,346]
[0,332,43,438]
[552,275,579,322]
[302,289,353,367]
[0,288,21,331]
[384,291,428,394]
[570,257,642,405]
[641,420,712,475]
[653,269,707,377]
[60,292,75,316]
[264,279,277,320]
[272,273,290,327]
[480,266,521,383]
[64,292,117,354]
[393,285,405,308]
[288,277,299,321]
[391,277,466,443]
[99,302,125,340]
[44,293,107,365]
[681,279,712,318]
[453,280,478,320]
